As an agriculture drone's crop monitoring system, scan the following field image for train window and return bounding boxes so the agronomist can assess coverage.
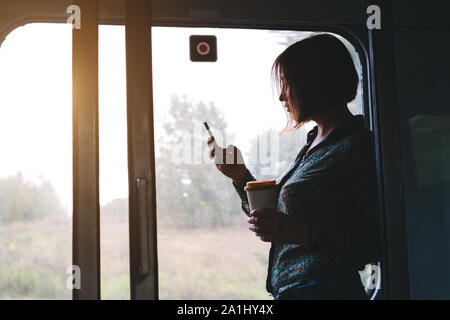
[403,114,450,298]
[403,115,450,298]
[152,27,364,299]
[395,29,450,298]
[409,116,450,188]
[99,25,130,300]
[0,24,72,299]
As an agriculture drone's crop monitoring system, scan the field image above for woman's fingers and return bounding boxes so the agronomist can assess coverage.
[211,144,243,165]
[225,145,244,165]
[210,146,226,163]
[250,208,279,219]
[207,137,217,160]
[248,210,275,232]
[252,228,274,242]
[206,136,215,146]
[247,216,271,227]
[248,208,286,242]
[207,142,244,166]
[249,225,269,236]
[209,145,216,159]
[248,220,272,234]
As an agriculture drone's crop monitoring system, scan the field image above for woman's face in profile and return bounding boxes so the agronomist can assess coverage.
[279,76,291,113]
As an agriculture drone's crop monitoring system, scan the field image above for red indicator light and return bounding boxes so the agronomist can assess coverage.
[197,42,210,55]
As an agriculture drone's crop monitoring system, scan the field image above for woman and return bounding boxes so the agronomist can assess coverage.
[207,33,381,300]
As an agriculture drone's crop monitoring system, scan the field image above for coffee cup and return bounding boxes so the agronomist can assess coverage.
[244,180,279,211]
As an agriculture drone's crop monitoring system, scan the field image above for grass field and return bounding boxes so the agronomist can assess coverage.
[0,216,271,300]
[158,218,271,300]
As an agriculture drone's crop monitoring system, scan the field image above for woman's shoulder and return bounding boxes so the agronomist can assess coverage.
[336,121,375,158]
[310,123,375,174]
[310,126,374,166]
[348,127,375,153]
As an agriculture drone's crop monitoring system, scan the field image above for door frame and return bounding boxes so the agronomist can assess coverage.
[72,0,101,300]
[125,0,158,300]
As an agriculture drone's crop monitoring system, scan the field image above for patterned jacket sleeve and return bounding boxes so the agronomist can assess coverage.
[232,169,256,217]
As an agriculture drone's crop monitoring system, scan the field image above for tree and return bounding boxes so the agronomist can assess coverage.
[101,198,128,223]
[155,95,242,228]
[0,172,65,223]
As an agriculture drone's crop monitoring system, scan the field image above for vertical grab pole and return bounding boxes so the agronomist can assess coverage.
[72,0,100,300]
[125,0,159,300]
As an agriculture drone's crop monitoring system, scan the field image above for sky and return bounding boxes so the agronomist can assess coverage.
[0,23,361,213]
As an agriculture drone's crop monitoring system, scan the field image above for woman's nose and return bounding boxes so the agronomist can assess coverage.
[279,93,285,102]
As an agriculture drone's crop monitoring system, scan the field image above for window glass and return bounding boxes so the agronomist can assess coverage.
[394,29,450,299]
[99,25,130,300]
[409,115,450,187]
[0,24,72,299]
[152,27,364,299]
[0,23,132,300]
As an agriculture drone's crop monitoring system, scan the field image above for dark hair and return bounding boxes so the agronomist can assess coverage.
[272,33,359,131]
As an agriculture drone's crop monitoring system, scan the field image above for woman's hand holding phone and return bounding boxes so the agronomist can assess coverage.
[206,136,249,185]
